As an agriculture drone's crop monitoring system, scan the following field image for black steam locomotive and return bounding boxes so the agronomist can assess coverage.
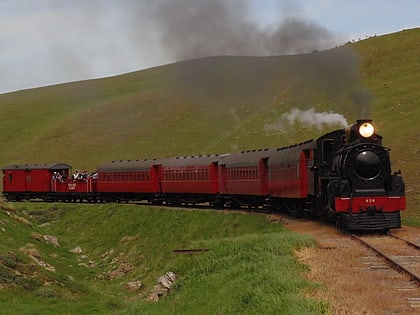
[316,119,405,229]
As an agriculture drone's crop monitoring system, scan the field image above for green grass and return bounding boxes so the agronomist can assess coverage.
[0,202,325,314]
[128,233,326,315]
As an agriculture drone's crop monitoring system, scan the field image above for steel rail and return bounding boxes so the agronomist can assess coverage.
[389,232,420,250]
[351,234,420,286]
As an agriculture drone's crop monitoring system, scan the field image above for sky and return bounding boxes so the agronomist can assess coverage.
[0,0,418,94]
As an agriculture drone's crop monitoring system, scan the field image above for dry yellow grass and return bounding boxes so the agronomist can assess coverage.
[282,219,420,314]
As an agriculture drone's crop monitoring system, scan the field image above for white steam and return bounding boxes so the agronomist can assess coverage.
[282,108,348,130]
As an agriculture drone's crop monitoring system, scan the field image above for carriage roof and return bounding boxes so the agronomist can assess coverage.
[2,163,71,171]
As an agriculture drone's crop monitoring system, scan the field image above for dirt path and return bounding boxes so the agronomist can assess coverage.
[276,216,420,314]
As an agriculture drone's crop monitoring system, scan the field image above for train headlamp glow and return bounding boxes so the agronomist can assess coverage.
[359,123,375,138]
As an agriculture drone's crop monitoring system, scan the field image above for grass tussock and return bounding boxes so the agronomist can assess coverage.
[127,233,326,314]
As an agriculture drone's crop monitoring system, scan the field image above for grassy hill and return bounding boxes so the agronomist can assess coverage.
[0,29,419,313]
[0,42,383,166]
[352,29,420,223]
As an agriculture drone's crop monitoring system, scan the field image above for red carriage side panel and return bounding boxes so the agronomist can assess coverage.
[223,165,262,195]
[2,169,27,192]
[2,163,72,195]
[210,162,219,194]
[151,165,162,193]
[97,170,157,193]
[53,178,94,194]
[160,156,220,195]
[218,164,227,194]
[268,161,301,198]
[27,169,53,192]
[259,158,269,195]
[219,150,270,196]
[96,160,160,194]
[268,141,316,199]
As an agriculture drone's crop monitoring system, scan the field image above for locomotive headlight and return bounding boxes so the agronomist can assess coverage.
[359,122,375,138]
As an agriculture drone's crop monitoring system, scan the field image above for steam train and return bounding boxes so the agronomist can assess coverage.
[2,119,406,231]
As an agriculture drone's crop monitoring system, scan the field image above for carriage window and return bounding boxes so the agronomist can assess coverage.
[8,173,13,182]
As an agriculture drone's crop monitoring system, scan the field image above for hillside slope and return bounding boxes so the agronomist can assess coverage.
[0,28,419,219]
[354,29,420,221]
[0,47,371,165]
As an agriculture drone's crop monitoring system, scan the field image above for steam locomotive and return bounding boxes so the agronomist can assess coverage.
[2,119,406,231]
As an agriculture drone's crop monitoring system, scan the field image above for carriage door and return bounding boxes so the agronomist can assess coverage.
[152,164,162,193]
[25,170,31,192]
[259,158,269,195]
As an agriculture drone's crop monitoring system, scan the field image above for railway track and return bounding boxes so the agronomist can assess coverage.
[351,233,420,286]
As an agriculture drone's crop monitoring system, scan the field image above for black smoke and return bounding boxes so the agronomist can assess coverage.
[137,0,340,59]
[130,0,372,117]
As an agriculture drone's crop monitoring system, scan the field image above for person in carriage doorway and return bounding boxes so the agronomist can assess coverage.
[72,170,80,180]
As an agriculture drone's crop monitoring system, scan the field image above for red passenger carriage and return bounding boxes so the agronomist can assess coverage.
[266,141,316,213]
[267,142,315,199]
[96,159,161,202]
[160,155,220,205]
[218,149,270,207]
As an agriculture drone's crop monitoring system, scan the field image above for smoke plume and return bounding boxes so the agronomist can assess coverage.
[135,0,372,117]
[282,108,348,130]
[139,0,342,59]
